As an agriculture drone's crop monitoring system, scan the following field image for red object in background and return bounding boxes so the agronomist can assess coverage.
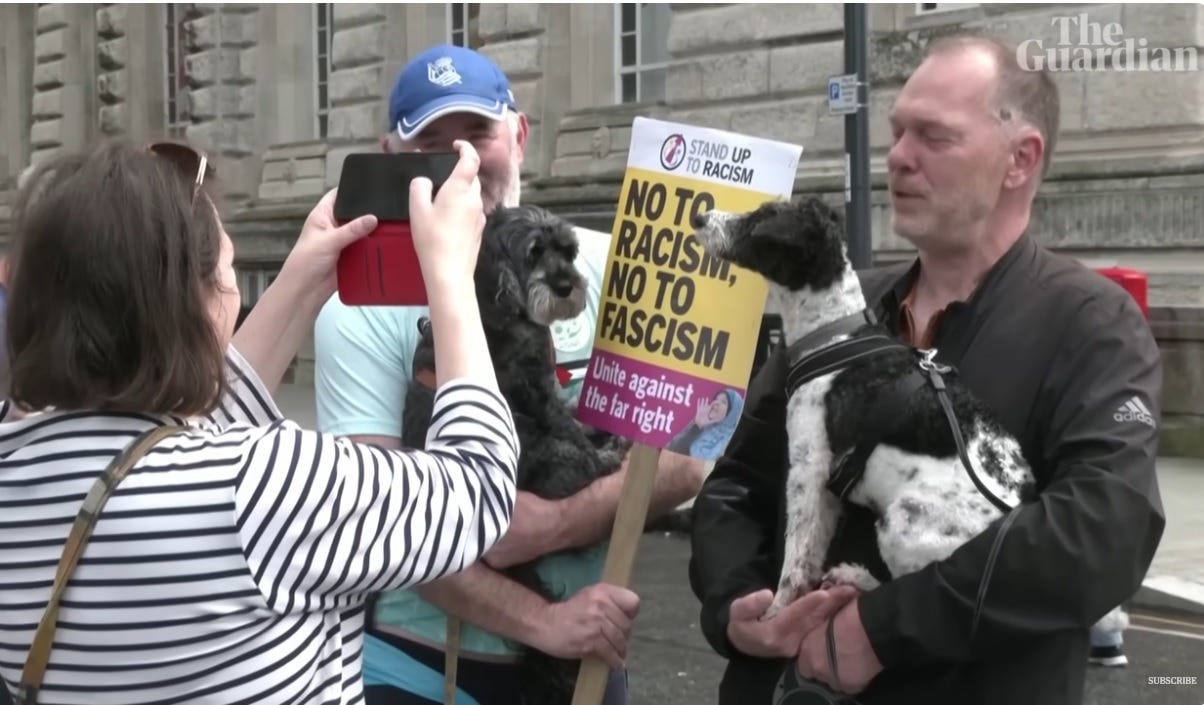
[1095,267,1148,319]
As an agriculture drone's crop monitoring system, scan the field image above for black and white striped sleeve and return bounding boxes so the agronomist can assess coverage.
[232,378,519,613]
[201,345,285,429]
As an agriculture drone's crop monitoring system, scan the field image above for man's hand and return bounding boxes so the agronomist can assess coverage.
[726,587,859,659]
[797,597,883,694]
[483,491,564,569]
[529,583,641,669]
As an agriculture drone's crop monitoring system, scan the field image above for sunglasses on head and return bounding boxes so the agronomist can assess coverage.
[146,140,215,201]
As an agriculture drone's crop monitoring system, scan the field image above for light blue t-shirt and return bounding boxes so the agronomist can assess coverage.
[313,225,612,656]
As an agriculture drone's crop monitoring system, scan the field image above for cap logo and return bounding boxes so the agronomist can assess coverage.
[427,57,462,87]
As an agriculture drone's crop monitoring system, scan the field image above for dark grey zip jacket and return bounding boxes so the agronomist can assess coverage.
[688,233,1166,705]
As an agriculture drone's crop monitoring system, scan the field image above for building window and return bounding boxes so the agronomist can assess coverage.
[315,3,334,138]
[164,3,195,138]
[615,3,671,104]
[448,3,481,49]
[238,268,280,310]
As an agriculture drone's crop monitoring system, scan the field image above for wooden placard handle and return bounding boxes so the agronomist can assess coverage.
[570,442,662,705]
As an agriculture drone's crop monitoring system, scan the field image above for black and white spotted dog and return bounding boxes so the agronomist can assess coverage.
[690,197,1041,619]
[402,204,630,704]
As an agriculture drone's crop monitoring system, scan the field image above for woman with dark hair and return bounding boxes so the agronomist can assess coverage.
[0,138,518,705]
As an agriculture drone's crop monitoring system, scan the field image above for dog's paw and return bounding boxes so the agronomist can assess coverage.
[819,563,880,592]
[764,566,812,619]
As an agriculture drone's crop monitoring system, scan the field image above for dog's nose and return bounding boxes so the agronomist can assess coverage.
[551,280,575,297]
[691,212,709,229]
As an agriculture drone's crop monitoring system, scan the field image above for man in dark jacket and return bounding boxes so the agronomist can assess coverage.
[688,35,1165,705]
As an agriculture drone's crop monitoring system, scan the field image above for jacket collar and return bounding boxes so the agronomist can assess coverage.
[874,232,1037,321]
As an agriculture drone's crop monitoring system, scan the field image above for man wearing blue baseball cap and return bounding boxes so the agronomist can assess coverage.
[313,44,706,705]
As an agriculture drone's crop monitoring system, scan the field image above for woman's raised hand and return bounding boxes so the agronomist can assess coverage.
[408,140,486,287]
[287,188,378,301]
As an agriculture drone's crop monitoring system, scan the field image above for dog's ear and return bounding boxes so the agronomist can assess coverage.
[493,265,526,318]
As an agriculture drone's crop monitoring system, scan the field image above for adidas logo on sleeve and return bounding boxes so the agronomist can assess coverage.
[1114,396,1155,428]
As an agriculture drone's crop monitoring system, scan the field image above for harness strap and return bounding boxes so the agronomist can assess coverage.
[786,334,906,399]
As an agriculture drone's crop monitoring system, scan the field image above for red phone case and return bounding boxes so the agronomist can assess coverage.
[336,220,427,306]
[333,152,457,307]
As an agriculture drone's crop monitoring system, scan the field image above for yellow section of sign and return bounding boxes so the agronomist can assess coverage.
[590,166,779,390]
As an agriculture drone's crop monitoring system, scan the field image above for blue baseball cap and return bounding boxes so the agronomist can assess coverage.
[388,44,517,141]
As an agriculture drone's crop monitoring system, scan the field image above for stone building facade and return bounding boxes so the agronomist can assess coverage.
[0,3,1201,453]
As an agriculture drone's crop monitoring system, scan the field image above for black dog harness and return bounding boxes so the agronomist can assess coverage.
[784,309,1013,515]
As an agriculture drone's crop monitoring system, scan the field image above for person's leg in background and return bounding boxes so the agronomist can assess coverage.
[602,667,630,705]
[1088,606,1129,667]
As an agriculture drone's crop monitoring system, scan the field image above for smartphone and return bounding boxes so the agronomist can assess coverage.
[334,152,459,306]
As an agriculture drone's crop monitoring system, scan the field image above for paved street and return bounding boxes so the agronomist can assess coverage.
[627,531,1204,705]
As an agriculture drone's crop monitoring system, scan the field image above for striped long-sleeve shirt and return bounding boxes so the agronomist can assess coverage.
[0,346,518,704]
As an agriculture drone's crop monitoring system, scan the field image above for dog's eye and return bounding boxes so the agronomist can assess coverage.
[529,243,544,259]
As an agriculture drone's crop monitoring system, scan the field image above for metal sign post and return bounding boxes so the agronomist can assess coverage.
[832,3,873,270]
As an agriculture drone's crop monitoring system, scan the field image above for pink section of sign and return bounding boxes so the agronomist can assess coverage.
[575,349,747,461]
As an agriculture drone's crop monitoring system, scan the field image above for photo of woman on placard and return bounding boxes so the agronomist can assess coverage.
[665,388,743,461]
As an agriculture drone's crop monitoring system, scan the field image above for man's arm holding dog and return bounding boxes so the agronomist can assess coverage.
[686,346,856,659]
[840,294,1165,674]
[482,449,705,570]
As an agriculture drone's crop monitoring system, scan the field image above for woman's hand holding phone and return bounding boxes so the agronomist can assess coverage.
[406,140,495,389]
[408,140,486,289]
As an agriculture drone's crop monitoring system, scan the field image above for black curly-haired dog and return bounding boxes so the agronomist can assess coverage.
[691,197,1042,621]
[401,204,630,705]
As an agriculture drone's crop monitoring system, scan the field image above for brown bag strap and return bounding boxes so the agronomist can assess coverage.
[16,424,186,705]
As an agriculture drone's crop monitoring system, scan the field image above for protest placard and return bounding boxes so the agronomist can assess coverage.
[575,116,804,460]
[569,118,802,705]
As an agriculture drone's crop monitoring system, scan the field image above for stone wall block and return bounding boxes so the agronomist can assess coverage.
[186,119,254,156]
[1120,4,1204,50]
[668,3,843,56]
[35,3,66,33]
[664,107,735,133]
[1084,70,1203,130]
[479,4,507,40]
[666,61,704,104]
[510,79,540,116]
[768,42,844,95]
[97,38,127,70]
[236,46,257,85]
[332,23,384,70]
[333,4,386,30]
[35,28,67,63]
[328,64,384,106]
[684,49,771,103]
[481,37,542,80]
[96,72,127,105]
[729,98,822,149]
[33,60,64,91]
[328,103,385,143]
[189,12,251,50]
[507,4,543,35]
[31,88,64,120]
[99,104,126,135]
[30,120,63,149]
[189,84,256,120]
[96,4,126,39]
